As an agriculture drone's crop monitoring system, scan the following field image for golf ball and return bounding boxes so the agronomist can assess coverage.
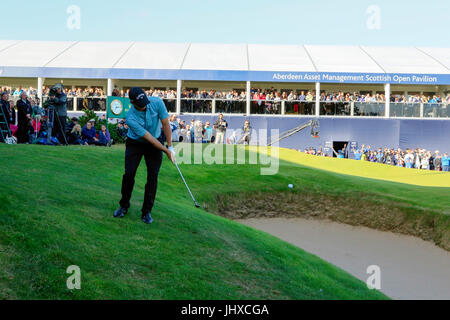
[288,184,294,189]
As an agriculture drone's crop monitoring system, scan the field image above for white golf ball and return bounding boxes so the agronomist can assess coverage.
[288,184,294,189]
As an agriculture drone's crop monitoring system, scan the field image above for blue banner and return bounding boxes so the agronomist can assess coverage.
[0,66,449,85]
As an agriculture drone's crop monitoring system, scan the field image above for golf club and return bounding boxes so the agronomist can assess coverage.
[174,160,200,208]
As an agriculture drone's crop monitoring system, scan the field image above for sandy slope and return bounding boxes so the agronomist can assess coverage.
[238,218,450,300]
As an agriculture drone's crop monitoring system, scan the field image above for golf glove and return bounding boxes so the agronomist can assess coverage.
[168,146,176,156]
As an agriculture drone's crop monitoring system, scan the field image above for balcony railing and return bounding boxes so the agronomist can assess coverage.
[284,101,315,115]
[42,96,106,112]
[215,99,246,114]
[390,102,421,118]
[320,101,351,116]
[251,99,282,115]
[180,98,213,113]
[42,96,75,111]
[31,95,448,119]
[423,103,450,118]
[162,98,176,113]
[353,102,385,117]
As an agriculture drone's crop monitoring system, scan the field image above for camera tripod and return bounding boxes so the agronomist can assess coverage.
[46,106,68,145]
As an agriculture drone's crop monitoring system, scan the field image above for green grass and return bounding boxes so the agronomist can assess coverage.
[4,143,448,300]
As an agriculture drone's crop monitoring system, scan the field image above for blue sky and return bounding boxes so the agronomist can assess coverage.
[0,0,448,46]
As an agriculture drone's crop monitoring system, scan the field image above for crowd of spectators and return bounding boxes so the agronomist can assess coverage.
[0,86,107,99]
[0,88,112,146]
[1,86,449,172]
[166,114,251,145]
[1,86,38,99]
[303,144,450,171]
[67,118,112,147]
[252,88,450,104]
[2,85,449,105]
[59,87,106,98]
[113,88,177,100]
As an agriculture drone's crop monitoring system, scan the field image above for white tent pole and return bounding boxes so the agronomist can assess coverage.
[385,83,390,118]
[176,80,182,115]
[37,77,45,107]
[107,79,113,96]
[315,82,320,116]
[246,81,251,116]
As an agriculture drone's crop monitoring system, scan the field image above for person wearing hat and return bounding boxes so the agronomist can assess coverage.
[114,87,175,224]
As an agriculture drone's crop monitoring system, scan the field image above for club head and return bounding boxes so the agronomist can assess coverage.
[195,203,201,208]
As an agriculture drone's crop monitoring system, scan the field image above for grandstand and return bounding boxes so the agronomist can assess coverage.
[1,40,449,152]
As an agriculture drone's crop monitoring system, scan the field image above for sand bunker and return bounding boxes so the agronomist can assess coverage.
[216,191,450,251]
[238,218,450,300]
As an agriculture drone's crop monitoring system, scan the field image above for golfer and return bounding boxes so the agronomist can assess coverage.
[114,87,175,224]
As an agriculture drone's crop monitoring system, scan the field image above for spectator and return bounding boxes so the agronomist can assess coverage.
[415,152,421,169]
[404,150,414,168]
[238,120,252,145]
[353,147,363,160]
[8,101,17,135]
[68,124,87,145]
[227,131,238,144]
[193,120,203,143]
[116,120,128,141]
[30,100,42,136]
[442,153,450,172]
[81,121,98,145]
[0,92,10,122]
[169,115,179,142]
[203,121,213,143]
[13,86,23,97]
[214,114,228,144]
[67,117,79,135]
[0,93,15,135]
[184,124,192,143]
[331,146,345,158]
[433,151,442,171]
[97,124,112,147]
[16,92,32,143]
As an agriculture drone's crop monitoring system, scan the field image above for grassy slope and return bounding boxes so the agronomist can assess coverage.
[0,143,449,300]
[1,143,448,300]
[0,144,392,300]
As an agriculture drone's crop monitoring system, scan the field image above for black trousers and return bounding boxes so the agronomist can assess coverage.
[17,119,29,143]
[119,138,163,215]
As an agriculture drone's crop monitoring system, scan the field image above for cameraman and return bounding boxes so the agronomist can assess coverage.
[48,83,67,142]
[214,113,228,144]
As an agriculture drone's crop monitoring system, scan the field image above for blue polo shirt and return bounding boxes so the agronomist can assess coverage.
[354,151,362,160]
[442,156,450,166]
[126,96,169,142]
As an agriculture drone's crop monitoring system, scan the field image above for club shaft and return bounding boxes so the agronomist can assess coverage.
[174,162,199,206]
